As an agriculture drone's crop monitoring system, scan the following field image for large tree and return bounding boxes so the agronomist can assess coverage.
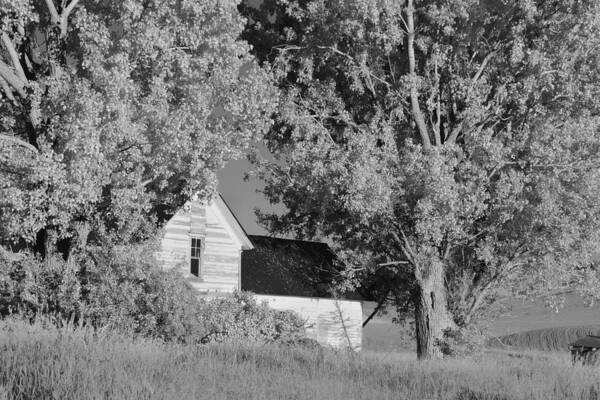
[0,0,275,254]
[240,0,600,358]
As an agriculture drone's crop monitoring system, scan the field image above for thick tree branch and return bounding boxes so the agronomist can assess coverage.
[446,51,496,145]
[0,76,16,103]
[390,221,419,279]
[471,51,496,86]
[0,133,39,153]
[406,0,432,150]
[45,0,61,24]
[60,0,80,38]
[446,122,462,144]
[378,260,410,267]
[363,288,391,327]
[44,0,79,37]
[442,239,452,260]
[433,57,441,146]
[398,13,410,35]
[64,1,81,19]
[0,61,27,98]
[1,34,27,83]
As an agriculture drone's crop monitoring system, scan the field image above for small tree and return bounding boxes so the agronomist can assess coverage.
[240,0,600,358]
[0,0,276,254]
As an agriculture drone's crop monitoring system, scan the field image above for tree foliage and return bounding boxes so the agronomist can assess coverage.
[240,0,600,357]
[0,0,276,250]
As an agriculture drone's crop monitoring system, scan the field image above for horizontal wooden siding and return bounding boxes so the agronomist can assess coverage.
[157,200,242,293]
[254,294,362,351]
[202,203,240,292]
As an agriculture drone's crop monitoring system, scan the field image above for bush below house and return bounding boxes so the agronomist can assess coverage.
[0,244,305,345]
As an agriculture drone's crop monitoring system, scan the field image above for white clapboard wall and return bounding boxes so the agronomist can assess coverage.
[254,294,363,351]
[156,198,245,293]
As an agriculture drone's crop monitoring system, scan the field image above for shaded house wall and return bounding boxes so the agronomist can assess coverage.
[156,196,363,349]
[242,235,343,298]
[242,235,362,350]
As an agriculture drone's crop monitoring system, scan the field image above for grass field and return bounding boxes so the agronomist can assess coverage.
[0,296,596,399]
[1,318,599,400]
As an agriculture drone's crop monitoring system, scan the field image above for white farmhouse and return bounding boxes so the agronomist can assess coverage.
[155,194,362,350]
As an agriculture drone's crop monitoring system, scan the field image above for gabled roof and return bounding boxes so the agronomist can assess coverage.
[241,235,359,299]
[209,194,253,250]
[570,335,600,349]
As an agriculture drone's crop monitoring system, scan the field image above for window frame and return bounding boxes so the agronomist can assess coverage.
[190,236,203,278]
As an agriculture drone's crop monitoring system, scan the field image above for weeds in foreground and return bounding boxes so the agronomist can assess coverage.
[0,318,598,400]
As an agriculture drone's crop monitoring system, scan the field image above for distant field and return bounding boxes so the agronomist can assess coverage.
[487,295,600,337]
[1,318,600,400]
[362,320,414,353]
[491,325,600,352]
[362,295,600,353]
[361,302,414,352]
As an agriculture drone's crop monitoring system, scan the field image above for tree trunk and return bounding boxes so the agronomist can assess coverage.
[413,260,455,359]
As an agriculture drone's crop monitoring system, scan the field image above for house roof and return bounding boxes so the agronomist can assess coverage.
[241,235,358,299]
[570,335,600,349]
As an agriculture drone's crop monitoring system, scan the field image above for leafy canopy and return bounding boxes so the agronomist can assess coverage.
[0,0,276,246]
[241,0,600,324]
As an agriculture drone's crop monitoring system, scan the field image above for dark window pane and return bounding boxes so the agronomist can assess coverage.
[191,258,199,277]
[190,237,202,277]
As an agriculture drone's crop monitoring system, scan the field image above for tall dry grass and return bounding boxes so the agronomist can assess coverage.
[0,318,598,400]
[492,325,600,351]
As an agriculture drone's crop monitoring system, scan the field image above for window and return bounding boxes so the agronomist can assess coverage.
[190,237,202,277]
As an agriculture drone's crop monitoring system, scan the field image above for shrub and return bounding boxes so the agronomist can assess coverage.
[79,242,206,342]
[440,326,487,357]
[0,244,306,345]
[195,292,305,344]
[0,248,82,318]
